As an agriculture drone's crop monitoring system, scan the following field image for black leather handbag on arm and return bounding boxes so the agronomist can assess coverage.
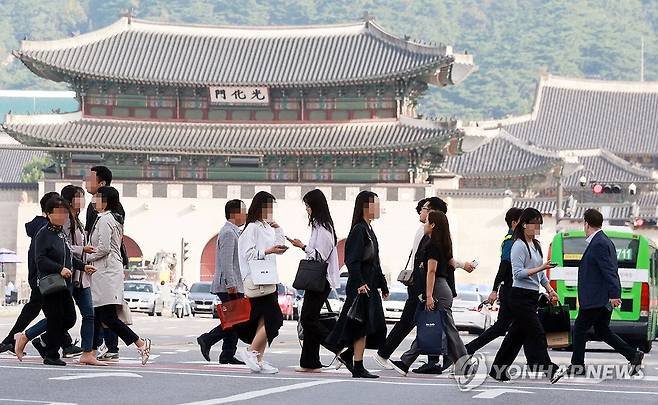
[293,250,329,292]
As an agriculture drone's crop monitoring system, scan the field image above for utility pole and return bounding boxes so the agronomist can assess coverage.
[641,36,645,82]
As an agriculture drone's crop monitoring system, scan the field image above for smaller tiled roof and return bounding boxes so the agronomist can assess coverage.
[3,113,459,156]
[476,75,658,156]
[435,189,509,198]
[0,132,46,183]
[571,204,633,221]
[561,149,655,188]
[513,198,557,215]
[15,17,475,87]
[636,191,658,218]
[440,130,561,177]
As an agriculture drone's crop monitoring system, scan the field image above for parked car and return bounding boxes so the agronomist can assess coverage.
[278,284,296,320]
[452,291,492,334]
[383,289,408,321]
[188,282,219,318]
[123,281,164,316]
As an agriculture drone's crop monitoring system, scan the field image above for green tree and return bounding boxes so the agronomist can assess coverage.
[21,155,54,184]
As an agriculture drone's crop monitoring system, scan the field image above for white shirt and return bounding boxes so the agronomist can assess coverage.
[586,229,602,245]
[304,224,340,288]
[238,221,285,281]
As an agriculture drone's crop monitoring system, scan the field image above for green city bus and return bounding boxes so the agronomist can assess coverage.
[549,230,658,353]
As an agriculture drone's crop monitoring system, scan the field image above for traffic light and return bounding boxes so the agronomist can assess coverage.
[634,218,657,228]
[592,183,622,194]
[181,238,190,262]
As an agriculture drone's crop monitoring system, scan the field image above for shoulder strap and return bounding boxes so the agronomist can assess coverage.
[404,250,413,270]
[324,299,333,313]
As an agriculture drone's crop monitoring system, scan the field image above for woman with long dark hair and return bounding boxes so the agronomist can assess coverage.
[326,190,388,378]
[398,211,473,375]
[290,189,340,372]
[61,185,104,365]
[236,191,287,374]
[87,186,151,365]
[489,208,561,382]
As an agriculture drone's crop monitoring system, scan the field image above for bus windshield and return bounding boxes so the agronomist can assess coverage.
[562,236,640,268]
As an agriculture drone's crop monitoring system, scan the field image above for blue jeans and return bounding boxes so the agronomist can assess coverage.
[72,287,94,352]
[25,287,95,352]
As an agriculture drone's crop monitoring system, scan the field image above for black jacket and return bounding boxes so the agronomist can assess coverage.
[34,223,85,283]
[25,216,49,290]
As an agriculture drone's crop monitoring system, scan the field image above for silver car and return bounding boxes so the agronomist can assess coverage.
[124,281,165,316]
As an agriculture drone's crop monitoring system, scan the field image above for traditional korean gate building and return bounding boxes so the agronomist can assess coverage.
[3,16,477,283]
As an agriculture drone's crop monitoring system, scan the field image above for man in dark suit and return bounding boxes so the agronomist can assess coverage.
[554,209,643,380]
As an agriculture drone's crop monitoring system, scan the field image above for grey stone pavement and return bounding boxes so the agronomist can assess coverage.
[1,309,657,405]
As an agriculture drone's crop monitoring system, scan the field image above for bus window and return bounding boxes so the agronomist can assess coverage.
[562,237,640,268]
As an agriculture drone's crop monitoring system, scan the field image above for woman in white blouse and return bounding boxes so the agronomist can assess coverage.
[236,191,287,374]
[290,189,340,372]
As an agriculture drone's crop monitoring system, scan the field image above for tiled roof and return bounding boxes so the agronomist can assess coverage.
[0,132,45,183]
[478,75,658,155]
[440,130,560,177]
[15,17,474,87]
[571,204,633,221]
[513,198,557,215]
[561,149,655,188]
[2,113,459,156]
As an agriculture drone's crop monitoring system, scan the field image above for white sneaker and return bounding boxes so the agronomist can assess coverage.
[237,347,261,373]
[97,342,108,357]
[259,361,279,374]
[372,353,394,370]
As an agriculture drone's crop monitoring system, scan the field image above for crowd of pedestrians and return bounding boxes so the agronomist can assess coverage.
[0,165,645,384]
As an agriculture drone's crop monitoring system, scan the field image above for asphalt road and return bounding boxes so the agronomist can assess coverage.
[1,310,657,405]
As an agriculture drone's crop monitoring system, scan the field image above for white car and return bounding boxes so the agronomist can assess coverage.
[383,290,408,321]
[452,291,491,334]
[296,289,344,314]
[123,281,165,316]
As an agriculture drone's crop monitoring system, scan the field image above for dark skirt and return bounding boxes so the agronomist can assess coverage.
[326,280,387,350]
[234,292,283,346]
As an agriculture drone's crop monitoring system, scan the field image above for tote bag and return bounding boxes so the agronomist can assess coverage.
[415,305,447,355]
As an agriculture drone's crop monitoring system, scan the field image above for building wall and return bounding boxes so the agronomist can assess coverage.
[8,181,566,292]
[0,189,38,282]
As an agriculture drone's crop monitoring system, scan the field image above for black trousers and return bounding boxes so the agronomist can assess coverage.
[2,288,43,345]
[377,288,440,364]
[41,289,77,360]
[491,287,556,377]
[465,285,540,365]
[571,306,636,366]
[299,281,336,369]
[93,305,139,349]
[199,292,243,362]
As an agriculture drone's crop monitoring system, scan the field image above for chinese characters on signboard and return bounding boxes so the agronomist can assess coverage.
[209,86,270,105]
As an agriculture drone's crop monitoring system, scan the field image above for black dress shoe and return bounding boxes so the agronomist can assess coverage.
[62,343,83,358]
[219,356,245,365]
[630,351,644,376]
[197,337,211,362]
[352,367,379,378]
[390,360,409,376]
[337,352,354,373]
[44,357,66,366]
[412,363,443,375]
[0,342,13,354]
[32,338,47,359]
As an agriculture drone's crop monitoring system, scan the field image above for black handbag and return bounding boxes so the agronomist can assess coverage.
[293,251,329,292]
[38,274,68,296]
[347,293,368,324]
[297,300,338,341]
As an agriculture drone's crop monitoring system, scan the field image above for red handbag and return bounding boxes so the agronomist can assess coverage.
[217,297,252,330]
